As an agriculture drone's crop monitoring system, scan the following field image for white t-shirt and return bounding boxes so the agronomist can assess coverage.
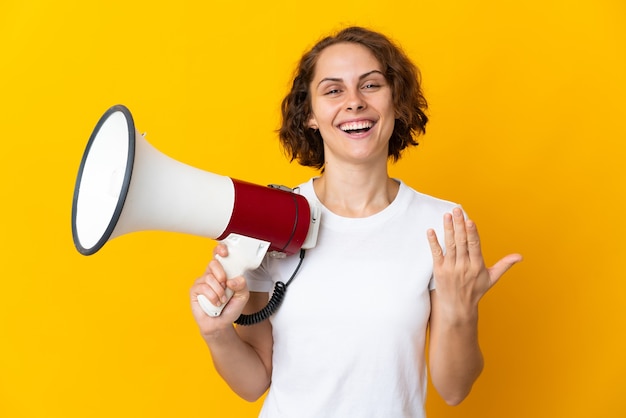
[246,178,458,418]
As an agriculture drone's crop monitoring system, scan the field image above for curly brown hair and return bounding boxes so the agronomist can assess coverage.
[279,27,429,170]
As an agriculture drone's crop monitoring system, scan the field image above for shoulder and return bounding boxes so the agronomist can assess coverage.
[396,180,460,215]
[293,178,316,200]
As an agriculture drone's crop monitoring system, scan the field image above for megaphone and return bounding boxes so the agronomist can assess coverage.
[72,104,320,319]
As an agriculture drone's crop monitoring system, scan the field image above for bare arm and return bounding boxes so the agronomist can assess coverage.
[190,245,273,401]
[428,290,483,405]
[426,207,522,405]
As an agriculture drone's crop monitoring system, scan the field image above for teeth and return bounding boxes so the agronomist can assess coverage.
[340,121,373,131]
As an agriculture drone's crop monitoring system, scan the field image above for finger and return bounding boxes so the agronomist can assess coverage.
[212,243,229,258]
[196,274,227,306]
[465,219,483,264]
[219,276,250,316]
[202,260,229,304]
[452,207,468,261]
[427,228,444,265]
[488,253,523,285]
[205,259,227,285]
[190,278,223,308]
[227,275,248,295]
[442,212,456,262]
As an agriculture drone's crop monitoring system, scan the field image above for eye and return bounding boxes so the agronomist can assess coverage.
[324,88,342,96]
[362,83,381,90]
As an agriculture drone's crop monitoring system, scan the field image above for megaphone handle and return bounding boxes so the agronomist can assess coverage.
[197,234,271,317]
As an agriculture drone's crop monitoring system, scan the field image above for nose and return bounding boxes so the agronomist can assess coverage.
[346,90,366,111]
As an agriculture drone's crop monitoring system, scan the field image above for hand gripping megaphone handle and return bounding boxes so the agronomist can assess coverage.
[197,233,271,317]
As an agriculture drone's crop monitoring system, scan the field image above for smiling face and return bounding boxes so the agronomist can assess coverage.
[307,42,396,168]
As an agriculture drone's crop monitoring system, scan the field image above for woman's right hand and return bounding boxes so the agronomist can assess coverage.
[190,244,251,337]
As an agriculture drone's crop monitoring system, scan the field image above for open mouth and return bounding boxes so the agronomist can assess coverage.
[339,120,374,134]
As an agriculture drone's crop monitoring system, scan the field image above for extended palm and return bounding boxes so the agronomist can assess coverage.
[427,207,522,316]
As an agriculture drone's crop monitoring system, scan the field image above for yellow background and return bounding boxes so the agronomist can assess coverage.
[1,0,625,417]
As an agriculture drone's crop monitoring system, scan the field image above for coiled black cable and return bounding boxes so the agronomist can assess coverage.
[233,281,287,326]
[234,249,306,326]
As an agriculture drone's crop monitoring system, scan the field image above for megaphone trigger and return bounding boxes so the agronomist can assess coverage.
[197,233,270,317]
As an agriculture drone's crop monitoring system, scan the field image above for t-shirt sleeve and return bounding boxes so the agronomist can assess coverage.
[244,257,274,293]
[428,275,436,291]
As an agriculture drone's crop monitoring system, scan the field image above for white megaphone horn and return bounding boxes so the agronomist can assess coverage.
[71,104,320,319]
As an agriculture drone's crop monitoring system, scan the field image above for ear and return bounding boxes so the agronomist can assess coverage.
[307,114,318,130]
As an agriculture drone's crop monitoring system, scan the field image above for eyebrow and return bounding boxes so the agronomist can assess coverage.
[317,70,385,87]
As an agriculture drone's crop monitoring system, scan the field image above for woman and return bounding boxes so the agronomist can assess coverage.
[190,26,522,417]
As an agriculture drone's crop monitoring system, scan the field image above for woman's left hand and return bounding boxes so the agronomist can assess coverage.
[427,207,522,320]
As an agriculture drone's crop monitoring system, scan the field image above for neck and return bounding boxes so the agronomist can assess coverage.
[313,162,399,218]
